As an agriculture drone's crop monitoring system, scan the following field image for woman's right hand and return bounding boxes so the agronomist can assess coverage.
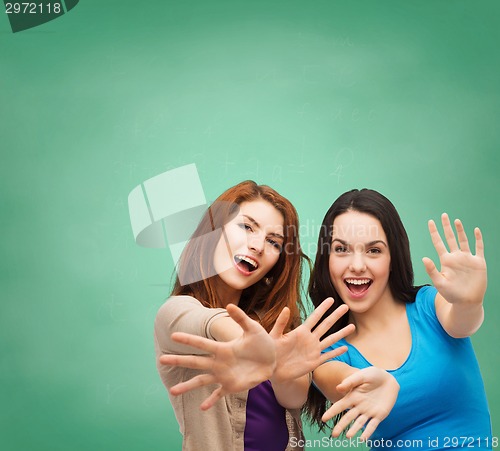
[323,367,399,441]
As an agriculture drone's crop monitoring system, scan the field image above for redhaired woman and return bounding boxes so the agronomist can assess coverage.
[155,181,353,451]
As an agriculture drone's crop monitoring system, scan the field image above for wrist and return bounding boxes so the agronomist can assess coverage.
[270,370,310,387]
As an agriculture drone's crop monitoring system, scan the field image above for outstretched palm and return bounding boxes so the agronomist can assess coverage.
[270,298,354,383]
[323,366,400,441]
[422,213,487,305]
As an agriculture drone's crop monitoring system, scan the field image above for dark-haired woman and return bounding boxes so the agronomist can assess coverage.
[305,189,492,450]
[154,181,353,451]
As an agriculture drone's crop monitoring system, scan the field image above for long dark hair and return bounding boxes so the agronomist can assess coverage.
[171,180,308,332]
[304,188,416,430]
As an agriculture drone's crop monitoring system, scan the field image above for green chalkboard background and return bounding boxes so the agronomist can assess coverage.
[1,1,499,449]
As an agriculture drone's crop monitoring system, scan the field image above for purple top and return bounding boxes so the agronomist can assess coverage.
[243,380,289,450]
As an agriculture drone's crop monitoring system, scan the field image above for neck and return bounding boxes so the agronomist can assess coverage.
[213,276,242,308]
[349,291,404,335]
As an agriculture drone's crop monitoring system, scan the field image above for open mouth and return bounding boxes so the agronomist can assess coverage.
[234,255,259,273]
[344,278,372,295]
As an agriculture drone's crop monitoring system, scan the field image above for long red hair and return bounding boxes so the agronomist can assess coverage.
[171,180,308,332]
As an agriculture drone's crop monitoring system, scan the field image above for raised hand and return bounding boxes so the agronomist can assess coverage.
[323,367,399,441]
[159,304,276,410]
[422,213,487,306]
[269,298,355,384]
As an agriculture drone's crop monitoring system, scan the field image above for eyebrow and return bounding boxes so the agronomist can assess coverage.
[242,214,285,240]
[332,238,388,247]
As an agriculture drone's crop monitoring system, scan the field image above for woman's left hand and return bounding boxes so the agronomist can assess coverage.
[269,298,355,384]
[422,213,487,306]
[159,304,276,410]
[324,367,400,441]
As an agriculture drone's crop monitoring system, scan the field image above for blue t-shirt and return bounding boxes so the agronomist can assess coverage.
[322,286,492,450]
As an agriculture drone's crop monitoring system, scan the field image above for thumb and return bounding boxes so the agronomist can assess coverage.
[270,307,290,339]
[226,303,259,334]
[422,257,440,282]
[337,369,364,394]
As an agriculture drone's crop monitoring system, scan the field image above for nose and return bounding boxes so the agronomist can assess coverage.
[247,233,264,254]
[349,251,366,273]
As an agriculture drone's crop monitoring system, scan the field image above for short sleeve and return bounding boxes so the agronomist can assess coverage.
[409,285,457,340]
[413,285,439,323]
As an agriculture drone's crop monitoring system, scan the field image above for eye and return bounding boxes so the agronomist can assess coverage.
[334,245,348,253]
[238,223,253,232]
[367,247,382,254]
[266,238,283,251]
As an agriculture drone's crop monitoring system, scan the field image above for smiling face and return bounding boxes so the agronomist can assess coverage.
[329,210,394,315]
[213,199,284,305]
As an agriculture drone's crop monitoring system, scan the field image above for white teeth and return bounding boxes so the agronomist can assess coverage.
[345,278,371,285]
[235,255,258,269]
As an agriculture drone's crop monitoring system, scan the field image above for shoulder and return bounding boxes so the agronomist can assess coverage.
[156,294,204,315]
[411,285,438,318]
[416,285,438,301]
[408,286,456,338]
[154,295,230,352]
[155,294,225,329]
[154,296,203,341]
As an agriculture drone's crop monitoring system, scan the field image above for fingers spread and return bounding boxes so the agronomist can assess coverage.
[360,418,380,441]
[321,404,339,423]
[270,306,291,338]
[337,370,364,394]
[320,345,348,364]
[170,373,217,396]
[454,219,470,252]
[159,354,213,371]
[475,227,484,258]
[226,304,261,334]
[320,323,355,350]
[171,332,219,354]
[332,407,358,437]
[314,304,350,339]
[441,213,459,252]
[200,386,225,410]
[322,396,351,422]
[303,297,335,330]
[422,257,439,282]
[345,414,368,439]
[428,219,447,256]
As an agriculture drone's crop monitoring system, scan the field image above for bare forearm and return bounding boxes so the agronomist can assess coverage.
[313,361,359,403]
[442,301,484,338]
[435,293,485,338]
[270,374,310,409]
